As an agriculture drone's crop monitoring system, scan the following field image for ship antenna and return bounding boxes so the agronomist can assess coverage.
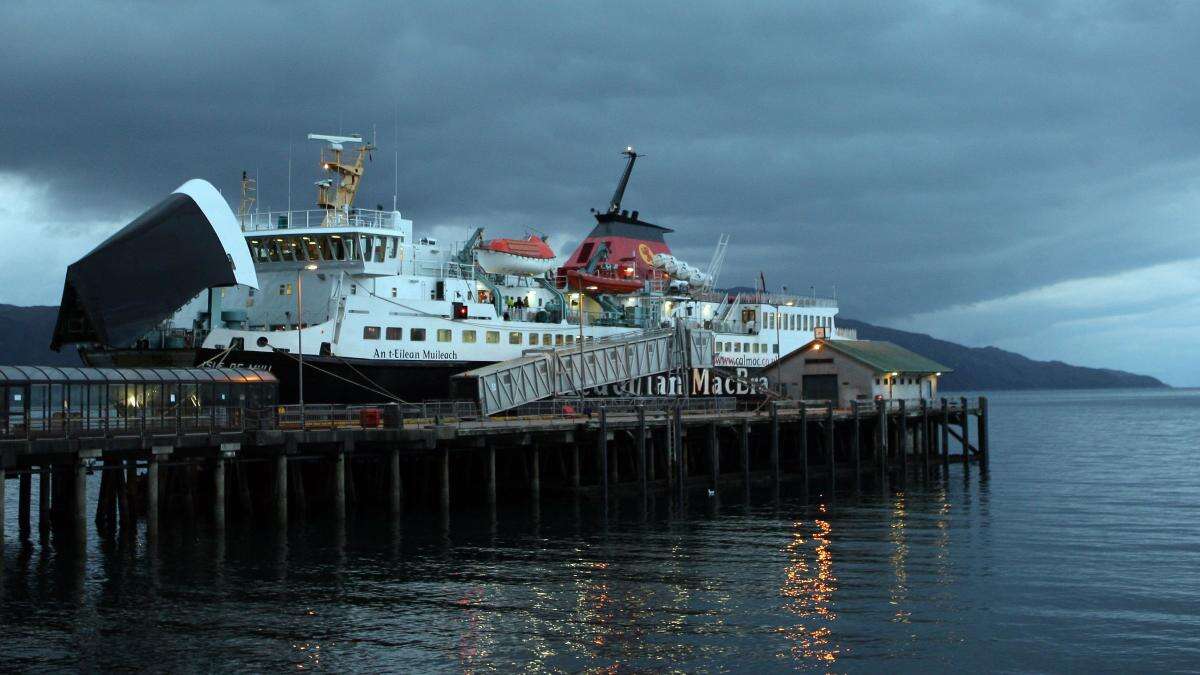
[607,146,639,214]
[393,104,399,211]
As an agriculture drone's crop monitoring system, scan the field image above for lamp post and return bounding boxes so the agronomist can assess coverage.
[298,263,318,428]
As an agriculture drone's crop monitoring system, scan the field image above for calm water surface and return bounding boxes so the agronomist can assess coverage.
[3,389,1199,672]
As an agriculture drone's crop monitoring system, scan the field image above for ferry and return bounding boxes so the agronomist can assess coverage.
[79,136,851,403]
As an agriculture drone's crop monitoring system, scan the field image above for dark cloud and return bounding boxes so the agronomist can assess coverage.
[3,0,1200,341]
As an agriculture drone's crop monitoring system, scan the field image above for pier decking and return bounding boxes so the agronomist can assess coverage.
[0,396,988,544]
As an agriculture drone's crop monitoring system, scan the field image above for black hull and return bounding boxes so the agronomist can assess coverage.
[195,349,487,404]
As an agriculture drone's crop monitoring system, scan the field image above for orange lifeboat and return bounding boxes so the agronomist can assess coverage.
[563,268,644,294]
[475,236,556,275]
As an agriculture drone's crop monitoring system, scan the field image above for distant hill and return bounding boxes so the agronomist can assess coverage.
[0,304,79,366]
[838,318,1167,390]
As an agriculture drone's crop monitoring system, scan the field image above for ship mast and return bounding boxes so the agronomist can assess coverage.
[237,170,256,223]
[607,146,639,214]
[308,133,375,226]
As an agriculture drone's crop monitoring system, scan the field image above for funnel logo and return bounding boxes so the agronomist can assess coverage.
[638,243,654,265]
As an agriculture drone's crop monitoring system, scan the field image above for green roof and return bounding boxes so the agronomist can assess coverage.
[794,339,951,374]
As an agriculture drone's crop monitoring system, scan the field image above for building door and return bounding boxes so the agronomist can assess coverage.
[802,374,839,402]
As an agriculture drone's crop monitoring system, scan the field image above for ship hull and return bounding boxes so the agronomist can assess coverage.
[195,348,487,404]
[79,347,200,368]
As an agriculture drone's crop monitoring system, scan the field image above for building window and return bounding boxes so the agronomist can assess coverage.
[437,329,452,342]
[410,328,426,341]
[509,331,522,345]
[385,327,403,340]
[363,326,381,340]
[486,331,500,344]
[462,330,477,343]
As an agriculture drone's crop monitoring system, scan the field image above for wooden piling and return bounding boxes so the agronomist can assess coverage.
[275,452,288,526]
[38,466,49,535]
[147,454,160,539]
[898,400,908,482]
[439,448,451,514]
[708,422,719,489]
[921,399,931,477]
[978,397,990,467]
[769,402,780,485]
[570,445,581,489]
[0,468,5,542]
[960,396,970,468]
[18,471,30,537]
[388,448,402,515]
[740,419,751,489]
[73,458,88,537]
[877,399,888,482]
[530,446,541,501]
[799,404,808,485]
[637,407,647,494]
[212,457,226,530]
[599,407,609,503]
[825,402,835,492]
[852,403,861,491]
[486,444,497,508]
[940,398,950,469]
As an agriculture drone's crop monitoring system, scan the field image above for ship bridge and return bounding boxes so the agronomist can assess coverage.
[454,323,715,416]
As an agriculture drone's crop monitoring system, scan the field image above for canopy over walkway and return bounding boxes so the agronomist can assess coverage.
[454,324,715,416]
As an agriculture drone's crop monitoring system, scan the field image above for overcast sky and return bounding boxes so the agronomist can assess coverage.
[2,1,1198,384]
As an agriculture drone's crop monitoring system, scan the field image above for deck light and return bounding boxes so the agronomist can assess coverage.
[935,372,942,376]
[304,263,318,271]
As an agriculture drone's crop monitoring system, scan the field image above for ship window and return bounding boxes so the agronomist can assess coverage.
[876,378,881,385]
[279,283,293,296]
[305,238,320,260]
[363,326,381,340]
[734,342,741,352]
[462,330,477,343]
[528,333,538,345]
[485,331,500,344]
[566,334,575,345]
[386,327,403,340]
[319,236,334,260]
[509,331,522,345]
[773,344,779,353]
[410,328,426,341]
[743,342,750,352]
[350,285,357,295]
[437,329,452,342]
[555,334,564,345]
[374,236,385,262]
[387,237,398,258]
[391,288,397,298]
[543,333,552,345]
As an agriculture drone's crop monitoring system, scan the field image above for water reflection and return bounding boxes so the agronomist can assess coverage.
[779,503,839,665]
[889,493,910,624]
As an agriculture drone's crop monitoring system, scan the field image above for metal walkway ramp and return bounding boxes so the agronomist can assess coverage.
[455,324,715,416]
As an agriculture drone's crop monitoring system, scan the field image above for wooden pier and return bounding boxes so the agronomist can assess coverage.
[0,396,988,543]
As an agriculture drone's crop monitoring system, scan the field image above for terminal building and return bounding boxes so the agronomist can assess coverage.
[767,338,950,406]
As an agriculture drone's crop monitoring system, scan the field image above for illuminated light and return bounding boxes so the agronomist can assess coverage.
[304,263,319,271]
[891,372,899,377]
[786,301,794,306]
[331,234,341,239]
[250,240,259,244]
[812,343,821,351]
[275,238,284,242]
[935,372,942,376]
[585,285,599,290]
[323,163,330,169]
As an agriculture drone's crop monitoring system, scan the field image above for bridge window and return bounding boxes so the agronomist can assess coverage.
[363,326,381,340]
[485,331,500,344]
[509,331,522,345]
[462,330,477,343]
[387,237,398,258]
[410,328,426,341]
[385,327,402,340]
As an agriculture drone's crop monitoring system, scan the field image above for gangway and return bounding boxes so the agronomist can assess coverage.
[455,324,715,416]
